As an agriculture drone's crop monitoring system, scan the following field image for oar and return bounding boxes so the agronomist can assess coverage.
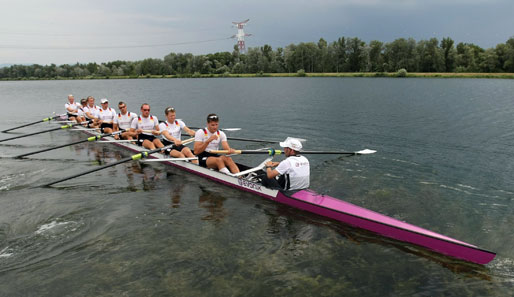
[140,157,198,162]
[227,136,281,143]
[1,114,66,133]
[209,149,377,156]
[13,131,124,159]
[0,122,84,143]
[39,144,174,187]
[189,127,241,132]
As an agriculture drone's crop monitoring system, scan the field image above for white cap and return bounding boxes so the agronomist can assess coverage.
[279,137,303,151]
[100,98,108,104]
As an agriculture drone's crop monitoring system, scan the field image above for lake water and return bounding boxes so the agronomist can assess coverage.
[0,78,513,296]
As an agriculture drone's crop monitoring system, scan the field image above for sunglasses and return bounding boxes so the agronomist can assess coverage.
[119,105,126,109]
[142,109,150,111]
[165,107,175,112]
[208,115,219,120]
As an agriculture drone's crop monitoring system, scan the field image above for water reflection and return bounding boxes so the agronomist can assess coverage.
[168,181,184,209]
[198,188,227,223]
[265,203,492,280]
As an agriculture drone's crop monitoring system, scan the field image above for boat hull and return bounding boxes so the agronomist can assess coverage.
[76,126,495,264]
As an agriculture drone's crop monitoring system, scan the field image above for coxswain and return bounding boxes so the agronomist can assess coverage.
[129,103,164,150]
[193,113,239,174]
[264,137,310,191]
[158,107,197,164]
[113,101,138,140]
[65,94,79,122]
[83,96,100,128]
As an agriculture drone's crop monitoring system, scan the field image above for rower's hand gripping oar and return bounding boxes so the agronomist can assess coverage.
[209,149,377,155]
[1,113,66,133]
[0,122,84,143]
[13,130,124,159]
[39,144,174,187]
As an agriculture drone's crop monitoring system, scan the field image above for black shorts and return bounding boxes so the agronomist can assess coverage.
[162,141,186,153]
[100,122,113,131]
[162,139,186,152]
[67,113,77,119]
[137,134,156,146]
[85,118,94,128]
[197,151,220,168]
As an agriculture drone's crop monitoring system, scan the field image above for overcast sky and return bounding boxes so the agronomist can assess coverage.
[1,0,513,65]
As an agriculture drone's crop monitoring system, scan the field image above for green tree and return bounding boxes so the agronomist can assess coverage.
[383,38,418,72]
[417,38,444,72]
[368,40,384,72]
[503,37,514,72]
[441,37,456,72]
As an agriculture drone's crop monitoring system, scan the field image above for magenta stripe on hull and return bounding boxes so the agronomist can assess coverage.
[275,190,495,264]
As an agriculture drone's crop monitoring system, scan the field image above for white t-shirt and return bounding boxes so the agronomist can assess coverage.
[275,155,310,190]
[159,119,186,141]
[83,105,100,119]
[65,102,80,115]
[77,105,87,117]
[130,115,159,136]
[97,107,117,123]
[114,112,138,130]
[194,128,227,151]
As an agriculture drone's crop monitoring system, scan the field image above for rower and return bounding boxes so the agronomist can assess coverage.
[130,103,164,150]
[158,107,197,164]
[83,96,100,128]
[193,113,239,174]
[97,98,117,134]
[113,101,138,140]
[65,94,79,122]
[264,137,310,191]
[75,98,87,123]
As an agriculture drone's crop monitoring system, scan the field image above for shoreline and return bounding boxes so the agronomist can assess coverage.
[1,72,514,81]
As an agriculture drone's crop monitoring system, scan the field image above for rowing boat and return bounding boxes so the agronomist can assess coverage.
[68,124,495,265]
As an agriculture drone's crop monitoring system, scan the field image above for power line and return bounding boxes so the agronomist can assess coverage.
[0,37,232,50]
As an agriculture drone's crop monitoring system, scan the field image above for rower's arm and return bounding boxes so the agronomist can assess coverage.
[194,141,209,154]
[183,126,196,137]
[221,141,236,154]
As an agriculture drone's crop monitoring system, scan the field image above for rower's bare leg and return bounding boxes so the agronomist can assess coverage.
[170,150,185,158]
[182,147,198,164]
[206,157,229,173]
[143,139,156,150]
[121,131,135,140]
[153,139,164,148]
[221,156,240,173]
[102,127,113,134]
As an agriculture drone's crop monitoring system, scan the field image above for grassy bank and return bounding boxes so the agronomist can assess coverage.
[2,72,514,81]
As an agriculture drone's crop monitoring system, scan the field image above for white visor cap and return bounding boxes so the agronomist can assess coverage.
[279,137,303,151]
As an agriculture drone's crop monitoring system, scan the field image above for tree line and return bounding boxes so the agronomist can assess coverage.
[1,36,514,79]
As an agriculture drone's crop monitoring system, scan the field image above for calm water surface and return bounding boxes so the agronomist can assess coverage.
[0,78,513,296]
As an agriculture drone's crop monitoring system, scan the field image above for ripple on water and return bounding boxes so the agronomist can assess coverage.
[0,218,86,273]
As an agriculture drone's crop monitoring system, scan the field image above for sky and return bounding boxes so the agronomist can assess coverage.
[0,0,513,65]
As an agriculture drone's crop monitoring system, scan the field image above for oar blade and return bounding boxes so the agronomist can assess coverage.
[355,149,377,155]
